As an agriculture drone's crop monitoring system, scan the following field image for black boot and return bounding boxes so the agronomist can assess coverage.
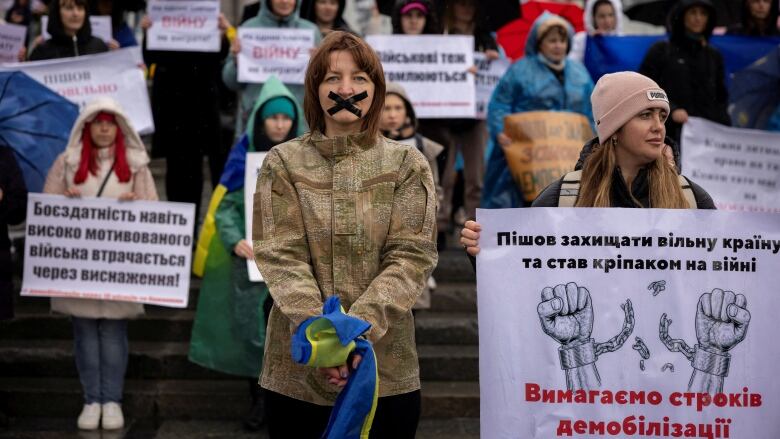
[243,380,266,431]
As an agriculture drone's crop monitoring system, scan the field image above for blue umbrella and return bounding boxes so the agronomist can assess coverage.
[729,45,780,130]
[0,71,79,193]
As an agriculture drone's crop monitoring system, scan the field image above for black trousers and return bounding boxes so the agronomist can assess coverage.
[266,388,421,438]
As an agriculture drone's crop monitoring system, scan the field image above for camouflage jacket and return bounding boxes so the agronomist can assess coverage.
[253,130,439,404]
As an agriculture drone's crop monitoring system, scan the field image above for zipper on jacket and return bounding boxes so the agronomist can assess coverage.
[72,35,79,56]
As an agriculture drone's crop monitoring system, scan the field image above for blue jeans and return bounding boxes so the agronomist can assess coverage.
[71,317,128,404]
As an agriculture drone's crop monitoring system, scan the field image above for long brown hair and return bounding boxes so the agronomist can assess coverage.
[575,140,689,208]
[303,31,386,140]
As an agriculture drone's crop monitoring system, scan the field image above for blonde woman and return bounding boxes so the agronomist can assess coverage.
[461,71,715,257]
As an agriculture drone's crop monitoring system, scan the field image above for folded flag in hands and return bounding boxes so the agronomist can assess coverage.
[292,296,379,439]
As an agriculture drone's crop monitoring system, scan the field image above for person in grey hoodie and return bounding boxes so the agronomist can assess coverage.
[222,0,322,134]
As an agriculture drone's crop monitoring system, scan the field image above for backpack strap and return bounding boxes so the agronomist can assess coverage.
[678,175,697,209]
[557,170,697,208]
[558,170,582,207]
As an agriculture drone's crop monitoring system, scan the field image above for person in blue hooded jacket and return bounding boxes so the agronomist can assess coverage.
[188,75,305,431]
[222,0,322,135]
[482,12,594,209]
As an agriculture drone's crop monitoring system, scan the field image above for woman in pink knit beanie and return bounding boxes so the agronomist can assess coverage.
[460,71,715,257]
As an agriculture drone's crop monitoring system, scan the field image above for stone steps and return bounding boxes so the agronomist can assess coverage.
[1,291,478,346]
[0,378,479,421]
[0,339,479,382]
[0,417,479,439]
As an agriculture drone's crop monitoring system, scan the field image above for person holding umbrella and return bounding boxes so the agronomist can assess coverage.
[42,98,158,431]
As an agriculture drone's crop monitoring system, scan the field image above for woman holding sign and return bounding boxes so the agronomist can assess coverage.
[482,12,594,209]
[28,0,111,60]
[253,31,438,438]
[188,76,305,432]
[42,98,158,431]
[461,72,715,257]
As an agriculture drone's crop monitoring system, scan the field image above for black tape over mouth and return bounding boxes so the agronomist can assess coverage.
[327,91,369,118]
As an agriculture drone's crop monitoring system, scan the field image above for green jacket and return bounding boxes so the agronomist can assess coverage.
[188,77,305,378]
[222,0,321,134]
[254,131,439,404]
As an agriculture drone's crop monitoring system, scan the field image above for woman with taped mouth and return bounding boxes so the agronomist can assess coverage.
[251,31,438,438]
[460,72,715,261]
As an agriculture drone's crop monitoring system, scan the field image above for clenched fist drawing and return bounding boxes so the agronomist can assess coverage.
[538,282,594,346]
[696,288,750,353]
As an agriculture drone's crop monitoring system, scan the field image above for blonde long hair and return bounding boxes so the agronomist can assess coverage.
[575,139,689,208]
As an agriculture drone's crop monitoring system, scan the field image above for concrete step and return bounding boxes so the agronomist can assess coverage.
[0,417,478,439]
[414,311,478,345]
[428,282,476,313]
[2,296,478,345]
[0,340,479,382]
[431,249,475,282]
[0,378,479,420]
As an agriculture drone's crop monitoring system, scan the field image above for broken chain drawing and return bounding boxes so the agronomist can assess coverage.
[659,288,751,393]
[537,282,635,391]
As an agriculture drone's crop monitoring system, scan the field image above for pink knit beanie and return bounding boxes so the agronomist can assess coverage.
[591,71,670,144]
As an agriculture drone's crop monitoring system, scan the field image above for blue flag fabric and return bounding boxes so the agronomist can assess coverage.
[729,45,780,130]
[292,296,379,439]
[584,35,780,85]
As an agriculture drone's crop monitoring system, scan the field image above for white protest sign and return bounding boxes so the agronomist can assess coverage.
[477,207,780,439]
[146,0,220,52]
[474,52,509,120]
[244,152,266,282]
[42,15,113,42]
[21,194,195,308]
[1,48,154,134]
[366,34,475,118]
[237,28,313,84]
[682,117,780,213]
[0,23,26,64]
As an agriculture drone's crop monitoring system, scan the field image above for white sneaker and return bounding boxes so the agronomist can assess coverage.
[77,403,101,430]
[101,402,124,430]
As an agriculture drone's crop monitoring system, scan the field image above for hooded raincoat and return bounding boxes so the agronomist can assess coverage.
[189,76,305,377]
[482,12,594,209]
[253,130,438,405]
[42,98,158,320]
[639,0,730,143]
[222,0,321,134]
[28,0,108,60]
[570,0,624,62]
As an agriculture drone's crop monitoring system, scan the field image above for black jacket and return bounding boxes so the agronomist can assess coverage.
[639,0,730,144]
[28,0,108,60]
[0,146,28,320]
[531,137,716,209]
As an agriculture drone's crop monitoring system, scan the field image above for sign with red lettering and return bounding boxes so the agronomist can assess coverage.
[146,0,220,52]
[21,194,195,308]
[237,28,314,84]
[477,208,780,438]
[1,48,154,133]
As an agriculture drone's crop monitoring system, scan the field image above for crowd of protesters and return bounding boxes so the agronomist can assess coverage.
[0,0,779,436]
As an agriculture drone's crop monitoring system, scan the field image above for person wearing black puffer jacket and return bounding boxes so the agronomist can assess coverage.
[28,0,108,60]
[639,0,730,147]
